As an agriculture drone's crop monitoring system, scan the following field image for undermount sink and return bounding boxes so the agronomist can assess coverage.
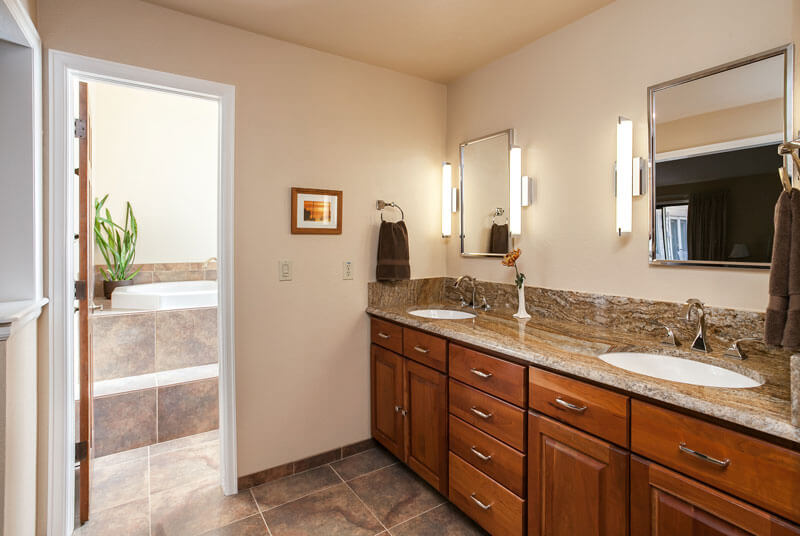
[598,352,762,389]
[409,309,476,320]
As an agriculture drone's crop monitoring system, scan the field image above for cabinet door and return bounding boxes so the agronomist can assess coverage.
[405,359,448,494]
[631,456,800,536]
[528,412,628,536]
[371,345,405,459]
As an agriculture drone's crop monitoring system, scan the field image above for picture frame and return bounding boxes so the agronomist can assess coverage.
[291,187,343,235]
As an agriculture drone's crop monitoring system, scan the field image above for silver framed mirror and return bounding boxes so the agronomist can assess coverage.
[459,129,514,257]
[648,44,793,268]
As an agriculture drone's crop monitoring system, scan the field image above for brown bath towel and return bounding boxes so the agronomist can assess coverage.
[766,191,793,346]
[376,221,410,281]
[783,192,800,348]
[489,223,509,254]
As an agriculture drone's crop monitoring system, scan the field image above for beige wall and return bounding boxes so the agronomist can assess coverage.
[445,0,793,312]
[656,98,783,153]
[89,81,219,265]
[37,0,446,490]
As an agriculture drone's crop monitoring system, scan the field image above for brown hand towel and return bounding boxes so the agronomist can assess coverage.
[766,191,792,346]
[376,220,410,281]
[489,223,509,254]
[783,191,800,349]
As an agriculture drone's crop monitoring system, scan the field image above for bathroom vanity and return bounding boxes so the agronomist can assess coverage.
[367,281,800,536]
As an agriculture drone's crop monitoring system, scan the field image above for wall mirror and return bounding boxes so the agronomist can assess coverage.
[648,45,793,268]
[460,129,513,257]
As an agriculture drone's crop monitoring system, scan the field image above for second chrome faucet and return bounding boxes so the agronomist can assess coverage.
[454,275,490,311]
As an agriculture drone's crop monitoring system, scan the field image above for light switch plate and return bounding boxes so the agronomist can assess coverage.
[343,261,353,280]
[278,260,292,281]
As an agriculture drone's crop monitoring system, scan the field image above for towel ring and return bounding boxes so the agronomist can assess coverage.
[490,207,507,225]
[377,200,405,222]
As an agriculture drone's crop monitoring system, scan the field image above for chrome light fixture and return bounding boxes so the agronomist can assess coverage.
[615,117,633,235]
[509,146,522,236]
[442,162,452,237]
[521,175,533,207]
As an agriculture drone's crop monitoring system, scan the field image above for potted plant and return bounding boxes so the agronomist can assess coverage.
[94,194,140,298]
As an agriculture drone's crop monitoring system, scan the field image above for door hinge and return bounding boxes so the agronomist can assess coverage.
[74,118,87,139]
[75,280,87,300]
[75,441,88,463]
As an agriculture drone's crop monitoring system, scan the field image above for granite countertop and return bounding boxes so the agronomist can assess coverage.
[367,303,799,446]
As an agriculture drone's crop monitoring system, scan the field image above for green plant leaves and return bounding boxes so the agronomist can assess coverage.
[94,194,138,282]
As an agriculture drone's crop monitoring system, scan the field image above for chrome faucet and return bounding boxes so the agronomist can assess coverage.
[202,257,218,270]
[723,337,763,360]
[454,276,490,311]
[685,299,709,353]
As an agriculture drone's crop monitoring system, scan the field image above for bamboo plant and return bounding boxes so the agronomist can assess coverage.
[94,194,140,281]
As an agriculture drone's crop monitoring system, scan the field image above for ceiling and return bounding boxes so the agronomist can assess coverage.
[141,0,613,83]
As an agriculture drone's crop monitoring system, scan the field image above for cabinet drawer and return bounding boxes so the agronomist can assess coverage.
[403,327,447,372]
[631,400,800,524]
[370,317,402,354]
[529,368,629,447]
[450,344,526,407]
[450,380,525,451]
[449,415,525,497]
[449,452,525,536]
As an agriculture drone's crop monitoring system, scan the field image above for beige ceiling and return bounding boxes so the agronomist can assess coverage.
[141,0,613,82]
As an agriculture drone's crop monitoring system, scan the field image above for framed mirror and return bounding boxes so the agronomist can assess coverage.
[460,129,513,257]
[648,45,793,268]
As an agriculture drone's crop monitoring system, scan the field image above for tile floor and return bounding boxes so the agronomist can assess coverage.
[76,430,487,535]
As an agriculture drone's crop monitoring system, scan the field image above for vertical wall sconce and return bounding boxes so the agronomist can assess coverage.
[521,176,533,207]
[442,162,452,237]
[615,117,633,235]
[509,146,522,236]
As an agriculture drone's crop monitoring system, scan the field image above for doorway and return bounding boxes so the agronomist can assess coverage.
[48,51,237,536]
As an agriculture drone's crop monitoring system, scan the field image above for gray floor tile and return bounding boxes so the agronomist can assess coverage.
[331,447,397,481]
[251,465,342,510]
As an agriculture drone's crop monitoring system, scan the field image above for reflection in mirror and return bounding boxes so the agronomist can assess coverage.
[460,130,512,257]
[649,46,792,267]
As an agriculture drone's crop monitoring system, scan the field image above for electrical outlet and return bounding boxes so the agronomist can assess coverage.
[278,260,292,281]
[343,261,353,280]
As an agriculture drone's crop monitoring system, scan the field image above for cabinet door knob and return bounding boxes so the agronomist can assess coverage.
[394,405,408,417]
[470,493,492,510]
[470,368,493,379]
[377,332,390,339]
[678,443,730,468]
[470,446,492,461]
[413,345,430,354]
[470,406,493,419]
[554,397,587,413]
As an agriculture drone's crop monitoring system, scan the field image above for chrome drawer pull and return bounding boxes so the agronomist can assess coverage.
[678,443,730,468]
[470,406,493,419]
[470,493,492,510]
[413,345,430,354]
[377,332,391,339]
[470,368,493,379]
[554,397,587,413]
[470,446,492,461]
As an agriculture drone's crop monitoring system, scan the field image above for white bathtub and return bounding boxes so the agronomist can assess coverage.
[111,280,218,311]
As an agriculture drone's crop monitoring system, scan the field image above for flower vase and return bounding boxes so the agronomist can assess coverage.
[513,286,530,319]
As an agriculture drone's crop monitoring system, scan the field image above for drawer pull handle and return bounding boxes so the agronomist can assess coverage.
[377,332,391,339]
[470,493,492,510]
[413,345,430,354]
[470,406,493,419]
[470,368,493,379]
[678,443,730,468]
[554,397,587,413]
[470,446,492,461]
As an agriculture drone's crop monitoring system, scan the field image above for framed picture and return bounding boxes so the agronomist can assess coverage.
[291,187,343,234]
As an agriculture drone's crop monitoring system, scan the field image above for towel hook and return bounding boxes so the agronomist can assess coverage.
[777,140,800,193]
[377,200,404,222]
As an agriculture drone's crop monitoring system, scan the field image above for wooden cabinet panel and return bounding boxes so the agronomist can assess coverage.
[370,345,404,459]
[631,456,800,536]
[449,379,526,451]
[371,317,403,354]
[631,401,800,525]
[405,359,448,495]
[449,452,525,536]
[449,415,525,497]
[403,327,447,372]
[528,412,628,536]
[529,368,629,447]
[450,344,527,406]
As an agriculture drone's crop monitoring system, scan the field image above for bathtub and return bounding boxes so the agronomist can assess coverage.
[111,280,218,311]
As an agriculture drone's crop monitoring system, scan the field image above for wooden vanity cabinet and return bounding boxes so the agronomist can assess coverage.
[631,456,800,536]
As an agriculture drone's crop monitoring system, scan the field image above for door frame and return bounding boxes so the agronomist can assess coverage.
[47,50,237,536]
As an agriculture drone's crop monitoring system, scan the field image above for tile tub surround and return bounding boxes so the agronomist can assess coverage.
[368,279,799,445]
[93,261,217,297]
[91,306,217,381]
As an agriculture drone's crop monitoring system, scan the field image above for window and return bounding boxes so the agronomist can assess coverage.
[655,204,688,261]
